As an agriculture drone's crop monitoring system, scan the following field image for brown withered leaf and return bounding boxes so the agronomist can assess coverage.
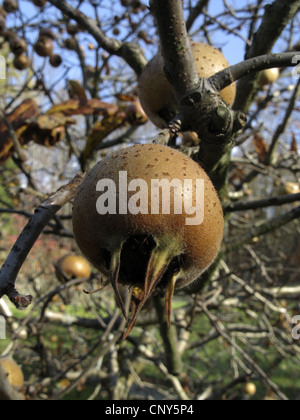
[20,113,76,147]
[36,113,75,130]
[47,99,119,117]
[68,80,88,104]
[82,110,127,163]
[0,99,39,163]
[82,97,148,164]
[253,133,269,163]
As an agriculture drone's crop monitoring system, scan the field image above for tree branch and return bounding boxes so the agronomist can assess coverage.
[149,0,200,101]
[186,0,209,32]
[224,192,300,214]
[265,77,300,165]
[210,52,300,92]
[198,302,288,401]
[233,0,300,111]
[47,0,147,76]
[0,174,85,308]
[225,205,300,253]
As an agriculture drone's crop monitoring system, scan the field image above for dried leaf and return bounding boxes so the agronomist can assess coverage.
[82,111,127,163]
[47,99,119,117]
[0,99,39,163]
[36,113,75,130]
[68,80,88,104]
[47,100,81,115]
[291,133,298,153]
[253,134,269,163]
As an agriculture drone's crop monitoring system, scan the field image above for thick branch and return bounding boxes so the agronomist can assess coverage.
[149,0,200,101]
[47,0,147,75]
[0,174,84,307]
[210,52,300,92]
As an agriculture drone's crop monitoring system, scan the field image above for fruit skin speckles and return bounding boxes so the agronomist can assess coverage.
[72,144,224,338]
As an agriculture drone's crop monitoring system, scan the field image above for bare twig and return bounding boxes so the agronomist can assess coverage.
[198,302,289,401]
[0,174,85,308]
[210,52,300,92]
[224,192,300,214]
[47,0,147,76]
[225,205,300,252]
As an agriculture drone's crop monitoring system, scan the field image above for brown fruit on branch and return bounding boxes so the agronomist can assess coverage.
[49,53,62,68]
[64,37,77,51]
[138,41,236,128]
[56,254,91,283]
[72,144,224,338]
[3,0,18,13]
[259,68,280,87]
[39,27,56,40]
[0,357,24,388]
[66,23,79,36]
[34,37,54,57]
[13,54,30,70]
[32,0,47,6]
[9,37,27,56]
[3,29,15,42]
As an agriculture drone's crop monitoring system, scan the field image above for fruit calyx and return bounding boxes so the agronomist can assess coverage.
[110,233,183,339]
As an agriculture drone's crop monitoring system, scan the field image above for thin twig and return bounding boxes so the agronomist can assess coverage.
[198,302,289,401]
[0,174,85,307]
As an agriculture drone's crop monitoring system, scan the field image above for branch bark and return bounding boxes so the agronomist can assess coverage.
[224,192,300,214]
[47,0,147,76]
[149,0,200,101]
[210,52,300,92]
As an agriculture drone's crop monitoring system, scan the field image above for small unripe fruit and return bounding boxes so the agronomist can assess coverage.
[49,53,62,68]
[73,144,224,337]
[56,254,91,282]
[138,41,236,128]
[3,0,18,14]
[13,54,30,70]
[3,29,15,42]
[34,37,54,57]
[9,37,27,56]
[283,182,300,195]
[64,38,77,51]
[39,27,56,40]
[259,68,280,87]
[0,357,24,388]
[242,383,257,397]
[66,23,79,36]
